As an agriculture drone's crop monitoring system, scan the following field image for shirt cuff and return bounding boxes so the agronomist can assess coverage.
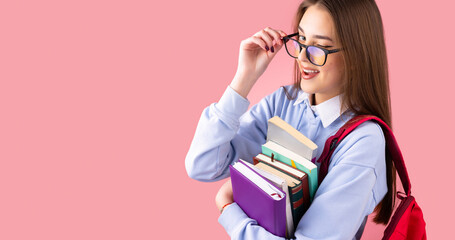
[218,202,255,236]
[216,86,250,120]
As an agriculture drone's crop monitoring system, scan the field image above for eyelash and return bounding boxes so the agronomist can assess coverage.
[299,36,332,48]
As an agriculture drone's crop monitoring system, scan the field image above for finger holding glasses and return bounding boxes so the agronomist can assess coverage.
[251,27,286,53]
[232,27,288,98]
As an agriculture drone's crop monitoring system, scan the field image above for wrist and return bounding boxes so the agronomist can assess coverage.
[220,202,234,214]
[230,73,257,99]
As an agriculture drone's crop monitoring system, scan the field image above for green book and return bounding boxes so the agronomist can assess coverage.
[262,140,318,200]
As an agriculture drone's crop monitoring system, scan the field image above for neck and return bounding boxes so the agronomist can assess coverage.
[313,92,341,106]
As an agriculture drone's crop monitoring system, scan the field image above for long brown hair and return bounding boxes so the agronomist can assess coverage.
[289,0,396,224]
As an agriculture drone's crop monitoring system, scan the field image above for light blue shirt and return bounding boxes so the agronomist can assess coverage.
[185,85,387,240]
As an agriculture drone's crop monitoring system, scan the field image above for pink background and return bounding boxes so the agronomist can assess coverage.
[1,0,453,239]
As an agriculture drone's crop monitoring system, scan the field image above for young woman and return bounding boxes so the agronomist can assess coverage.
[186,0,396,239]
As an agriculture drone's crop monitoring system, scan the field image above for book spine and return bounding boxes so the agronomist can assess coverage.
[291,184,311,225]
[289,184,303,226]
[301,176,310,212]
[290,176,310,213]
[290,184,303,207]
[273,195,287,238]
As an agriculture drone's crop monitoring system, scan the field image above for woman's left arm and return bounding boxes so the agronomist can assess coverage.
[217,121,388,240]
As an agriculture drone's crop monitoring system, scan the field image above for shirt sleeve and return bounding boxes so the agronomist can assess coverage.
[185,86,279,182]
[218,121,388,240]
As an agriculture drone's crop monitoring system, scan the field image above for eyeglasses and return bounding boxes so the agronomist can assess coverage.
[282,33,342,66]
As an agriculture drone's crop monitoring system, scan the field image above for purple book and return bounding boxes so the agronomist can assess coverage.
[230,160,287,238]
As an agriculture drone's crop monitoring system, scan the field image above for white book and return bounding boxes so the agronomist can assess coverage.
[267,116,318,161]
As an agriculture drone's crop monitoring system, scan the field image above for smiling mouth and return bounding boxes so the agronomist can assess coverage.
[301,67,320,79]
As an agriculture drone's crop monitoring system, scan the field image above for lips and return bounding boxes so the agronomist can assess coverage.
[300,65,320,80]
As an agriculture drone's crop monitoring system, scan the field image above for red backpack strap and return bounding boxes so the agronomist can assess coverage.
[317,115,411,196]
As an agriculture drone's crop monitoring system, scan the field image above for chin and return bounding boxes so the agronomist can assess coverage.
[299,81,317,94]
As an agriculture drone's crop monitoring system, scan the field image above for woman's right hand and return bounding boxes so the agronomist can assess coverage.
[230,27,288,98]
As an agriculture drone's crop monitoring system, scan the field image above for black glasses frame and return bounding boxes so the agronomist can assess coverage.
[282,33,342,66]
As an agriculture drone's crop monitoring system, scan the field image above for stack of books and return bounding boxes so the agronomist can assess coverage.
[230,116,318,238]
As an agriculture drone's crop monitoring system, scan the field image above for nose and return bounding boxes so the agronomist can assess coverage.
[297,46,309,63]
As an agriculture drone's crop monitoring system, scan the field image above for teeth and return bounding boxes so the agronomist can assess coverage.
[303,69,319,73]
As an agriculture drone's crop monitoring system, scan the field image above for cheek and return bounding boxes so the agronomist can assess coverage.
[322,57,345,83]
[333,55,346,77]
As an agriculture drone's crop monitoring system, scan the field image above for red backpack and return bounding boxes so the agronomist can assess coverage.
[317,115,427,239]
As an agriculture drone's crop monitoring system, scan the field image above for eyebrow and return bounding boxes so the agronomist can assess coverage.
[298,26,333,42]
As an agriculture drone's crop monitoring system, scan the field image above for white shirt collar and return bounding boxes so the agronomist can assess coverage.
[293,90,347,128]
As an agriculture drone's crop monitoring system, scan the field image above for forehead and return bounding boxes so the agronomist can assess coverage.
[298,5,335,39]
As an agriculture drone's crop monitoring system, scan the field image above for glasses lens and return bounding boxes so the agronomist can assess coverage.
[285,38,301,58]
[307,46,326,66]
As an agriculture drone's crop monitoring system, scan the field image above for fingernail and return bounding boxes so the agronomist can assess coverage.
[271,46,274,53]
[265,46,269,51]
